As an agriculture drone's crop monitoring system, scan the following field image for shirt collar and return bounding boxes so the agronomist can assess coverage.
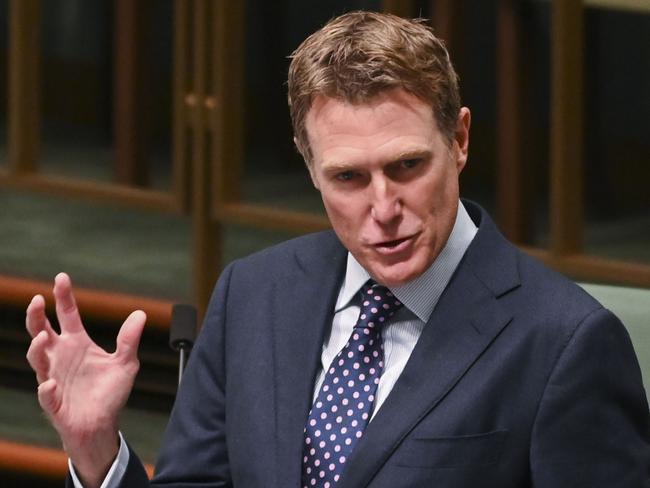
[335,253,372,313]
[335,201,478,322]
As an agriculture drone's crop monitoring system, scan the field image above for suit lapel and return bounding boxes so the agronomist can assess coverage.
[272,232,347,487]
[338,202,521,488]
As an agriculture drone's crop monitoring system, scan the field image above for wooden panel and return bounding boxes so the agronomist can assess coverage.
[521,248,650,288]
[219,203,331,234]
[114,0,150,186]
[555,255,650,288]
[550,0,584,255]
[0,439,154,479]
[211,1,244,206]
[0,171,180,213]
[189,0,221,315]
[583,0,650,13]
[429,0,456,43]
[0,440,67,479]
[8,0,40,174]
[496,0,533,243]
[536,0,650,14]
[381,0,414,17]
[172,0,193,211]
[428,0,469,102]
[0,274,173,330]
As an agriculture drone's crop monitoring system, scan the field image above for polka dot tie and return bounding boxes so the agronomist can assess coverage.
[301,281,403,487]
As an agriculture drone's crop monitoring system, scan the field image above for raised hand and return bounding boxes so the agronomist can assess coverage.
[26,272,146,488]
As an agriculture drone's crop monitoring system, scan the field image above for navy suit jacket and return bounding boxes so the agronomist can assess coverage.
[91,201,649,487]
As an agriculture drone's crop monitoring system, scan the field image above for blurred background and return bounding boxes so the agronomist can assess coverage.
[0,0,648,485]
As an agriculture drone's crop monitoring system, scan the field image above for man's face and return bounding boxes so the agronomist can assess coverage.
[305,89,470,287]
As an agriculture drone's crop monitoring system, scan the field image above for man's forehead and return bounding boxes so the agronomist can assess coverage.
[305,90,436,132]
[304,94,442,170]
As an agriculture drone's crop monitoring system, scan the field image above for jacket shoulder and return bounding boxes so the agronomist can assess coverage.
[226,230,343,280]
[515,249,604,325]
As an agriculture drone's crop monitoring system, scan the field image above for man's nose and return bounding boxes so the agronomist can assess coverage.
[370,178,402,224]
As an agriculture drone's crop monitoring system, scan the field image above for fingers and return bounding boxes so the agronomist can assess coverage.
[115,310,146,362]
[26,330,51,384]
[53,272,84,334]
[26,294,55,339]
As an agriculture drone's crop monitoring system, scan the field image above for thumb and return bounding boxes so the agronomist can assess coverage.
[116,310,146,362]
[37,378,60,417]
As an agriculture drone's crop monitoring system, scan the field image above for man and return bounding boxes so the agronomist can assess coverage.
[26,11,649,488]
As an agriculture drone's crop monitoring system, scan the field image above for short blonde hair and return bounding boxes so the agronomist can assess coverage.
[288,11,461,165]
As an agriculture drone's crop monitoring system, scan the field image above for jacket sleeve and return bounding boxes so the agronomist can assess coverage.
[66,263,236,488]
[65,441,149,488]
[145,262,236,487]
[530,306,650,486]
[114,444,151,488]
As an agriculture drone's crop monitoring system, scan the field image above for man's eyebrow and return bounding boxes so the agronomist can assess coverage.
[320,149,433,172]
[320,160,358,173]
[391,148,432,161]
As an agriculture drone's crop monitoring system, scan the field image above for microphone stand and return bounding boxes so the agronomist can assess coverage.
[169,304,198,387]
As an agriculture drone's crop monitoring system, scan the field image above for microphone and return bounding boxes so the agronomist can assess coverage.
[169,304,198,386]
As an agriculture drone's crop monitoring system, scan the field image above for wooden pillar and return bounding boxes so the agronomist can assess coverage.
[496,0,533,243]
[381,0,414,17]
[172,0,192,211]
[550,0,583,255]
[211,0,244,207]
[189,0,222,316]
[430,0,456,45]
[114,0,150,186]
[8,0,40,174]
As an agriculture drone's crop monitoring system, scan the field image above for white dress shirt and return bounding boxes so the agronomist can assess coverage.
[312,201,477,418]
[71,201,477,487]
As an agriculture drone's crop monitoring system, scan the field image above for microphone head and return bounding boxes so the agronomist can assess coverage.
[170,304,198,351]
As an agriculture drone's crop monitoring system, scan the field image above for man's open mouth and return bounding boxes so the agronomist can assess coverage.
[372,232,421,254]
[376,236,410,249]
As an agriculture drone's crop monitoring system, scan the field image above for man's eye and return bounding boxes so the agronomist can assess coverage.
[336,171,357,182]
[401,158,421,169]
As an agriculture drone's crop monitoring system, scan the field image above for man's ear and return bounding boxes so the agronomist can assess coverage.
[293,136,302,157]
[454,107,471,174]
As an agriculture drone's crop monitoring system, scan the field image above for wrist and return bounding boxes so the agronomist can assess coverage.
[65,427,120,488]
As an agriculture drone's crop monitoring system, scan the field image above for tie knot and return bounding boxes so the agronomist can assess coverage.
[356,281,403,329]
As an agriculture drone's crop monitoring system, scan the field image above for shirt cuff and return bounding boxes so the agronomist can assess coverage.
[68,432,130,488]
